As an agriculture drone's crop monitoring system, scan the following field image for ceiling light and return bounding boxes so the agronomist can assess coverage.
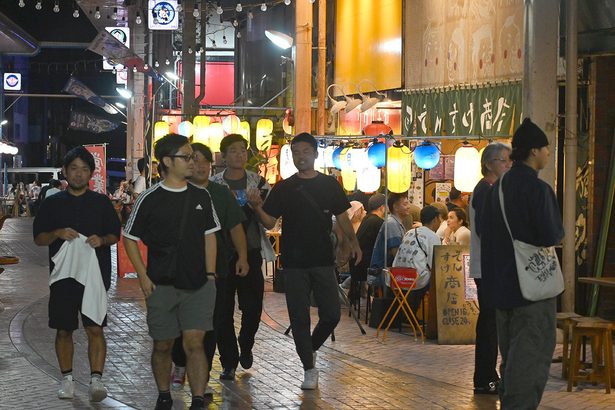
[327,84,347,114]
[265,30,293,49]
[115,102,126,109]
[344,94,362,113]
[357,80,386,112]
[116,87,133,99]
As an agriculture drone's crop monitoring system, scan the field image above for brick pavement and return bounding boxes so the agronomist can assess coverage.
[0,217,614,409]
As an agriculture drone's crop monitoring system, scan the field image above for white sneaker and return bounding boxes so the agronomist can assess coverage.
[58,377,74,399]
[301,368,319,390]
[171,365,186,390]
[89,378,108,402]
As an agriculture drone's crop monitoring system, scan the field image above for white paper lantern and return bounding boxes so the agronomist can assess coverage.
[222,115,241,134]
[454,144,481,192]
[280,144,298,179]
[357,165,381,193]
[178,120,194,137]
[348,147,369,171]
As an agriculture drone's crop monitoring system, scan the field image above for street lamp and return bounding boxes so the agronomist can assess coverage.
[0,120,7,126]
[265,30,293,50]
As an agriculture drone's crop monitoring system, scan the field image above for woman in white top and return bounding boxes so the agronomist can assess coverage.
[443,207,471,246]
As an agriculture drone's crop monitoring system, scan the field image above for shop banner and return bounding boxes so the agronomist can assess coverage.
[69,111,118,134]
[402,83,521,137]
[84,144,107,194]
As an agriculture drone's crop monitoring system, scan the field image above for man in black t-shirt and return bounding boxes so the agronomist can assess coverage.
[33,147,121,403]
[249,133,361,391]
[123,134,220,410]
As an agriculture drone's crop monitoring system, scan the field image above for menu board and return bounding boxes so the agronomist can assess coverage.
[427,245,479,344]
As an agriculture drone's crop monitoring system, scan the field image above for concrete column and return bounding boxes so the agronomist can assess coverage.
[522,0,559,188]
[294,0,313,134]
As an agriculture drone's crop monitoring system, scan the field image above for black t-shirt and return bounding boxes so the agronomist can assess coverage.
[350,213,384,280]
[33,190,121,290]
[123,183,220,289]
[263,173,350,269]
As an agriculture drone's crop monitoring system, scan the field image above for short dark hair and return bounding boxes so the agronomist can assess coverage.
[387,192,407,213]
[154,133,189,173]
[63,146,95,172]
[291,132,317,151]
[137,158,145,173]
[449,187,462,201]
[450,207,468,227]
[220,134,248,155]
[420,205,440,225]
[191,142,213,163]
[49,179,61,188]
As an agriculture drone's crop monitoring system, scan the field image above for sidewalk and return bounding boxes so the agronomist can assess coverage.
[0,217,613,409]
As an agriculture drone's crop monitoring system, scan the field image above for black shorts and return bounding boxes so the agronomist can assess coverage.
[48,278,108,330]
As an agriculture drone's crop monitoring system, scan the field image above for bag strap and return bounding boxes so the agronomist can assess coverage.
[414,227,431,270]
[296,185,331,231]
[497,174,515,241]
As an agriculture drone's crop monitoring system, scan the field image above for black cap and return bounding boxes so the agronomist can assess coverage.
[291,132,317,151]
[368,193,386,212]
[420,205,440,225]
[511,118,549,158]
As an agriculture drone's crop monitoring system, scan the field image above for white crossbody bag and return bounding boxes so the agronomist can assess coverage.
[498,177,565,301]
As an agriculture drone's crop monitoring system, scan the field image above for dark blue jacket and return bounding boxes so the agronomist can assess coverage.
[477,162,564,309]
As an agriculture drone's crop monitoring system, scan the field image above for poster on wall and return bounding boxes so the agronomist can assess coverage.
[84,144,107,194]
[435,182,451,204]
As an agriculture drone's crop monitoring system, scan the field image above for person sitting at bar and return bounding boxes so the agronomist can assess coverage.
[443,207,471,246]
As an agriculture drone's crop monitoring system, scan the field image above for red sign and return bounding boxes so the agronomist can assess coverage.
[177,61,235,107]
[84,144,107,194]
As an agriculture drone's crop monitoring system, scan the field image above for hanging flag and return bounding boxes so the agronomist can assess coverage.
[69,111,118,134]
[84,144,107,194]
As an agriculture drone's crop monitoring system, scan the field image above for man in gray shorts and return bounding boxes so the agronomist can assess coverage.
[124,134,220,410]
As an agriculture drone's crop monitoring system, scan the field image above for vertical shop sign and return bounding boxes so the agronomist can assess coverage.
[84,144,107,194]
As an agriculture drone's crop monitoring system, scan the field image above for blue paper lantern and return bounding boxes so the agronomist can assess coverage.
[414,142,441,169]
[332,146,345,170]
[367,142,386,168]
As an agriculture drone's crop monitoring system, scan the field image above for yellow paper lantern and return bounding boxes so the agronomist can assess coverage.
[357,165,381,193]
[341,167,357,191]
[222,115,241,134]
[154,121,170,142]
[454,144,481,192]
[387,143,412,193]
[256,118,273,151]
[178,120,194,137]
[279,144,298,179]
[193,116,210,145]
[238,121,251,148]
[208,123,225,153]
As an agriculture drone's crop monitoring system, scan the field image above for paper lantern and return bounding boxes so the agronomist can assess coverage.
[192,116,210,145]
[454,144,481,192]
[332,145,345,169]
[348,147,369,171]
[178,120,194,137]
[341,167,357,191]
[222,115,241,134]
[414,141,440,169]
[256,119,273,151]
[323,146,335,168]
[357,165,381,193]
[208,123,225,153]
[363,120,392,136]
[238,121,251,148]
[387,143,412,193]
[367,141,386,168]
[279,144,298,179]
[338,147,351,170]
[154,121,170,142]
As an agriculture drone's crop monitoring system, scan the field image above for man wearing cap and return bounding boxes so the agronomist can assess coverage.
[248,132,361,390]
[478,118,564,408]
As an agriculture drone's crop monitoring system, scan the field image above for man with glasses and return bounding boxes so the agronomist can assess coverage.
[123,134,220,410]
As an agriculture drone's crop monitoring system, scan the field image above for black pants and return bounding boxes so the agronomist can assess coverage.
[284,265,341,370]
[473,278,499,387]
[216,250,264,370]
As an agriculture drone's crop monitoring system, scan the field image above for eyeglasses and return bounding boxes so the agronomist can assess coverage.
[168,153,197,161]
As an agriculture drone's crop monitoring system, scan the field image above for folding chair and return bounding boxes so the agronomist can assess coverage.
[375,267,425,342]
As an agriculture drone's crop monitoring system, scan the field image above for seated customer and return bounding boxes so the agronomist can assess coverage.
[443,207,471,246]
[392,205,442,312]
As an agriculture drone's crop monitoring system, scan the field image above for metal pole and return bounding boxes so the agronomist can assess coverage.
[562,0,578,312]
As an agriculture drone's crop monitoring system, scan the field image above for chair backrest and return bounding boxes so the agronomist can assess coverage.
[388,267,418,290]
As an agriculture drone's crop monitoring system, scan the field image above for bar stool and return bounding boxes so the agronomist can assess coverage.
[567,319,615,394]
[556,312,581,378]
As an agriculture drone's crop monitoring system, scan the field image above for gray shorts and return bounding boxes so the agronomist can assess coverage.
[146,280,216,340]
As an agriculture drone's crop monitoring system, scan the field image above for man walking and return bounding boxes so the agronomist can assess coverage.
[469,142,511,395]
[34,146,121,402]
[478,119,564,409]
[123,134,220,410]
[210,134,274,380]
[249,132,361,390]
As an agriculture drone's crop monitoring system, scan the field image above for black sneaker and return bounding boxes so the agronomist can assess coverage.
[220,367,236,381]
[154,397,173,410]
[473,380,500,395]
[239,352,253,369]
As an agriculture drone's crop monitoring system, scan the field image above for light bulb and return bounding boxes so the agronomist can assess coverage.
[133,66,137,73]
[177,0,182,12]
[188,47,193,54]
[261,3,267,11]
[18,0,25,8]
[165,58,170,65]
[112,68,117,74]
[233,19,238,27]
[193,5,199,18]
[135,13,142,24]
[53,4,60,13]
[310,0,316,3]
[211,40,217,49]
[223,36,227,44]
[94,7,101,19]
[216,2,223,14]
[112,7,118,19]
[143,64,149,70]
[236,31,242,38]
[248,11,253,19]
[73,9,79,18]
[35,1,42,10]
[285,0,291,5]
[236,3,242,12]
[154,61,160,67]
